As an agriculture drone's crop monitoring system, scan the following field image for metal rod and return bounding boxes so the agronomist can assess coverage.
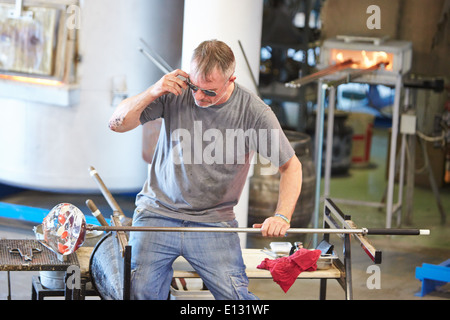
[138,47,172,75]
[139,38,173,74]
[238,40,260,96]
[386,74,402,228]
[86,225,430,236]
[88,166,124,217]
[286,59,354,88]
[324,61,389,88]
[312,81,327,247]
[324,86,336,198]
[86,199,109,227]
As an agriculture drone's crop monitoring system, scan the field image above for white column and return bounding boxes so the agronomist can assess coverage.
[182,0,263,94]
[182,0,264,247]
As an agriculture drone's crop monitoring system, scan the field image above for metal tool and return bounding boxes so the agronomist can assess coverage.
[238,40,260,96]
[9,247,41,261]
[40,197,430,256]
[88,166,131,226]
[85,224,430,236]
[86,199,109,227]
[29,247,41,260]
[139,37,173,75]
[261,248,278,258]
[89,166,125,218]
[285,59,354,88]
[9,248,27,260]
[137,39,190,83]
[323,61,390,87]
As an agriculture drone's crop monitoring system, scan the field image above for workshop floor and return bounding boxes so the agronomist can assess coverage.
[0,128,449,300]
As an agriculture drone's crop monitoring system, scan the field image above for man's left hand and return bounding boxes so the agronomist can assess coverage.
[253,216,290,237]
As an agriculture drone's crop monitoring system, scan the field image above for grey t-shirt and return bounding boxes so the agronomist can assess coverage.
[136,83,295,222]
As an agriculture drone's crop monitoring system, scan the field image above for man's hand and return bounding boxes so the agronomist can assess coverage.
[108,69,190,133]
[253,215,290,237]
[150,69,189,98]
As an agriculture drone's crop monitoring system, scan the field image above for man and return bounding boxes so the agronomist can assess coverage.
[108,40,302,299]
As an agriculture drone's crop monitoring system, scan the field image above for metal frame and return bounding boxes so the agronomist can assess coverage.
[320,198,382,300]
[313,72,405,237]
[111,216,132,300]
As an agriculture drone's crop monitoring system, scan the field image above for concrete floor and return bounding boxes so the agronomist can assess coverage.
[0,128,449,300]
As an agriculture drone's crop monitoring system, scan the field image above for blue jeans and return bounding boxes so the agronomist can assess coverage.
[129,208,259,300]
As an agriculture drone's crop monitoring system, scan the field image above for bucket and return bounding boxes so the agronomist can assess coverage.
[33,224,104,289]
[347,113,375,167]
[247,131,315,247]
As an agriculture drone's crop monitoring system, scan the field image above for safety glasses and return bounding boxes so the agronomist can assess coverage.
[185,78,219,97]
[186,75,232,97]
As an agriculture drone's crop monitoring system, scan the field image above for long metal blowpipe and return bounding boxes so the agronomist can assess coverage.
[285,59,354,88]
[86,225,430,236]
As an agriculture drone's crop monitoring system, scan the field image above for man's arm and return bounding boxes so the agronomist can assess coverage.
[108,69,189,133]
[253,155,302,237]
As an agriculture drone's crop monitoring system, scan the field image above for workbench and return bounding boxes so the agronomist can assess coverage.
[88,199,379,300]
[170,199,380,300]
[172,248,345,299]
[173,249,343,280]
[0,239,80,299]
[1,199,380,300]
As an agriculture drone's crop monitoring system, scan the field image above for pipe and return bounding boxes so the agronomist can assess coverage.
[324,61,389,87]
[88,166,124,217]
[286,59,354,88]
[85,225,430,236]
[238,40,260,96]
[86,199,109,227]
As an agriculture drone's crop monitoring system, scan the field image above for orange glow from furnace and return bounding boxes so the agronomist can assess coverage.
[0,74,63,86]
[331,49,393,70]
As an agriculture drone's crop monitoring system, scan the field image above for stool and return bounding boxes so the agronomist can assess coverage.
[31,276,65,300]
[31,275,99,300]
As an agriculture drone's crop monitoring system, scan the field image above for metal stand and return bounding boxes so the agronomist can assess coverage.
[313,73,405,234]
[319,198,382,300]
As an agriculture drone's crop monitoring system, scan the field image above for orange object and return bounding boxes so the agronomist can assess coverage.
[58,243,68,254]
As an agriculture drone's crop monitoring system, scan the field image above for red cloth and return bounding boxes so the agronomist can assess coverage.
[257,248,321,293]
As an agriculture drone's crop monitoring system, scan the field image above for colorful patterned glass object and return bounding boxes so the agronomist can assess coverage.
[42,203,86,255]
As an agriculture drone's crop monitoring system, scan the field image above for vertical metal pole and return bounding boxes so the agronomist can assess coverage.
[386,75,403,228]
[405,88,415,224]
[7,271,11,300]
[397,134,406,226]
[319,203,331,300]
[123,245,132,300]
[324,86,336,198]
[313,83,327,247]
[314,80,323,163]
[344,232,353,300]
[396,88,409,226]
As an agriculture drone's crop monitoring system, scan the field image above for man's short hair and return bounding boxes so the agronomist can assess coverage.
[191,40,236,81]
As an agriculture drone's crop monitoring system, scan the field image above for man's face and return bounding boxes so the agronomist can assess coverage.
[188,66,232,108]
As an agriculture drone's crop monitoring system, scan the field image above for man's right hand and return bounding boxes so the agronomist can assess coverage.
[108,69,189,132]
[150,69,189,98]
